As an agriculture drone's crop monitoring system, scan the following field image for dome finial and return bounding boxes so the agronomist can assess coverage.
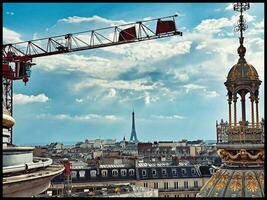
[233,3,250,63]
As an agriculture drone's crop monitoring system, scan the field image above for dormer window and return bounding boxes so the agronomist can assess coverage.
[182,168,187,175]
[101,170,108,177]
[162,169,167,176]
[71,171,77,178]
[112,169,118,176]
[191,168,196,175]
[90,170,97,177]
[172,169,177,176]
[152,169,157,176]
[129,169,135,176]
[209,168,215,175]
[142,169,147,176]
[121,169,127,176]
[79,170,85,178]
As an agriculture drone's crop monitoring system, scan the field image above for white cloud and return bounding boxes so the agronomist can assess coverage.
[102,39,192,63]
[36,54,125,79]
[248,19,264,36]
[143,17,152,21]
[106,88,117,98]
[6,12,15,16]
[205,90,220,98]
[225,3,233,10]
[195,13,255,34]
[195,17,232,34]
[3,27,22,43]
[144,93,151,104]
[175,11,185,17]
[182,84,219,98]
[58,15,128,26]
[253,19,264,29]
[151,114,186,120]
[182,84,206,93]
[75,98,84,103]
[37,113,120,121]
[34,38,191,80]
[174,71,190,82]
[14,93,49,105]
[73,78,162,92]
[143,92,159,105]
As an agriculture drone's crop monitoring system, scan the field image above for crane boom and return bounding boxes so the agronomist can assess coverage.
[3,15,181,59]
[2,14,183,144]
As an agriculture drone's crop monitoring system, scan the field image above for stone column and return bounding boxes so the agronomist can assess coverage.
[255,97,259,128]
[240,91,246,127]
[228,98,232,127]
[233,95,238,127]
[250,95,255,128]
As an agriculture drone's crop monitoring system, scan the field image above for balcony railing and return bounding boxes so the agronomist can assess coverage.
[216,122,264,144]
[158,187,201,192]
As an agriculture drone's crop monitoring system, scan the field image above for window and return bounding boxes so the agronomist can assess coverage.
[71,171,77,178]
[121,169,127,176]
[186,194,190,197]
[174,182,179,189]
[154,182,158,189]
[184,181,188,189]
[172,169,177,176]
[142,169,147,176]
[112,169,118,176]
[129,169,135,176]
[79,170,85,178]
[174,195,179,197]
[152,169,157,176]
[144,182,148,187]
[162,169,167,176]
[164,182,168,189]
[191,168,196,175]
[194,180,198,188]
[101,170,108,177]
[182,168,187,175]
[164,195,169,197]
[90,170,96,177]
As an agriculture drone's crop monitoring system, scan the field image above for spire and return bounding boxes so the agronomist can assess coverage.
[233,3,250,63]
[130,108,138,142]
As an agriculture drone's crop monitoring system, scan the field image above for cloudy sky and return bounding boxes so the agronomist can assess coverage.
[3,3,264,145]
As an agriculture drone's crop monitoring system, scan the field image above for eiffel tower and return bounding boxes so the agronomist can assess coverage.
[130,110,138,142]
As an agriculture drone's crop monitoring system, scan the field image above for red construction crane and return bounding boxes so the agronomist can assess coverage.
[2,15,183,143]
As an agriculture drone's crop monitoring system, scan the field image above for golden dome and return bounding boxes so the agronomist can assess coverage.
[197,167,264,197]
[3,107,15,128]
[227,62,259,82]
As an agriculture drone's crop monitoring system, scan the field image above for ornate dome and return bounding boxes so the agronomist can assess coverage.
[227,62,259,82]
[197,167,264,197]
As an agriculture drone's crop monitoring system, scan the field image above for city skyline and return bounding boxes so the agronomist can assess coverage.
[3,3,264,144]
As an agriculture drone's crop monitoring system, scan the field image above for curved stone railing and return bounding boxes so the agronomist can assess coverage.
[3,157,53,174]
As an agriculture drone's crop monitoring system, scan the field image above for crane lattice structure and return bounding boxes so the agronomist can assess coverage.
[2,15,183,144]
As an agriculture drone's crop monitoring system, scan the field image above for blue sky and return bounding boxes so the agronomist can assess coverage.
[3,3,264,145]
